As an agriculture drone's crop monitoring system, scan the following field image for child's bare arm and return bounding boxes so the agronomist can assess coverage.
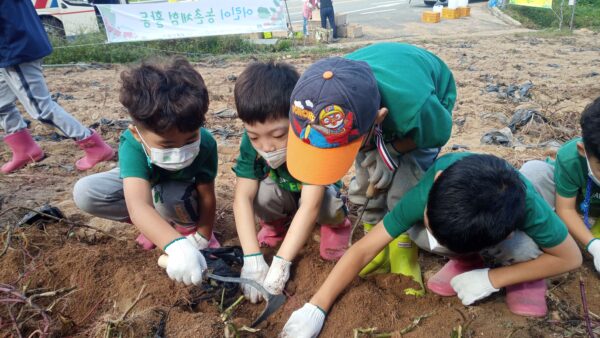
[488,234,582,289]
[276,185,325,261]
[123,177,181,249]
[233,178,261,254]
[195,181,216,240]
[556,194,595,247]
[311,223,392,311]
[280,223,393,337]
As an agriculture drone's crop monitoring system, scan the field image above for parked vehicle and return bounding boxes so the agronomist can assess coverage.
[33,0,127,38]
[34,0,99,37]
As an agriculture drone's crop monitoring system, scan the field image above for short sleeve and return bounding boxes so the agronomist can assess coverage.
[194,129,218,183]
[521,183,569,248]
[554,153,582,198]
[232,132,268,180]
[118,131,151,180]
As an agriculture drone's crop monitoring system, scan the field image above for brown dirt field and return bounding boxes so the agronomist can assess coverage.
[1,29,600,337]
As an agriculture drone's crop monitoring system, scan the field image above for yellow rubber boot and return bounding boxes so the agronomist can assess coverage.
[591,218,600,238]
[359,223,390,277]
[389,233,425,296]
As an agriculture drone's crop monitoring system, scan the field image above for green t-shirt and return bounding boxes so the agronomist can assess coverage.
[383,153,569,249]
[345,43,456,149]
[118,128,218,186]
[232,132,304,192]
[554,138,600,216]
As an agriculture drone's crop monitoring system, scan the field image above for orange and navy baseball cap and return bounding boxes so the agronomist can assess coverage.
[287,57,381,185]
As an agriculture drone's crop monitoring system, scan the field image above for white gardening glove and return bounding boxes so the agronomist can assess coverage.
[240,254,270,303]
[360,144,400,190]
[451,268,499,305]
[280,303,326,338]
[263,256,292,295]
[587,239,600,273]
[164,237,207,285]
[186,232,210,250]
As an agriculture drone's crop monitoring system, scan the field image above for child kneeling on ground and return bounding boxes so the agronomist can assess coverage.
[521,96,600,273]
[281,153,582,337]
[73,57,219,285]
[232,61,352,303]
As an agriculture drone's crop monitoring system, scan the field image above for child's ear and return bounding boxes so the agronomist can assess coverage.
[374,107,389,124]
[577,142,586,157]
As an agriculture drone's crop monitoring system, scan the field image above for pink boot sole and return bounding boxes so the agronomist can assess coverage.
[506,279,548,317]
[320,218,352,261]
[427,255,485,296]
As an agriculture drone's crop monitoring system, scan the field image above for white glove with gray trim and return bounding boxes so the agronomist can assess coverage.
[263,256,292,295]
[186,232,210,250]
[164,238,207,286]
[587,239,600,273]
[240,254,270,303]
[280,303,326,338]
[451,268,499,305]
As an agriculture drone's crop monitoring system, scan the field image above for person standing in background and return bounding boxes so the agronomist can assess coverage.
[0,0,114,174]
[319,0,337,39]
[303,0,318,36]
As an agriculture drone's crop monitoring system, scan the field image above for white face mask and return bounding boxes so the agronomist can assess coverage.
[585,153,600,186]
[426,228,444,251]
[256,147,287,169]
[135,127,201,171]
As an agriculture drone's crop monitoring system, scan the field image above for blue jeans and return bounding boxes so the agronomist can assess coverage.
[320,6,337,38]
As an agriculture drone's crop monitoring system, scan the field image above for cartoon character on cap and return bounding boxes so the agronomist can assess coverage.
[310,105,359,146]
[320,105,344,129]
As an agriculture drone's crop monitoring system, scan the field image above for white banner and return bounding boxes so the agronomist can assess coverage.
[96,0,288,43]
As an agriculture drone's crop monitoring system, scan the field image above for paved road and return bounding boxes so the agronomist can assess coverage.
[284,0,432,30]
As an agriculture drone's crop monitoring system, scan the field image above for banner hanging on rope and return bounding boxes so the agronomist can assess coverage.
[508,0,553,8]
[96,0,287,43]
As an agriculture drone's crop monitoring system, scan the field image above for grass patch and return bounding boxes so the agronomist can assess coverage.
[44,32,297,64]
[504,0,600,30]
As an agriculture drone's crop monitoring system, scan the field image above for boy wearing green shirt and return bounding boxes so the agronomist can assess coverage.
[73,57,219,286]
[520,96,600,273]
[282,153,581,338]
[232,62,353,303]
[287,42,457,295]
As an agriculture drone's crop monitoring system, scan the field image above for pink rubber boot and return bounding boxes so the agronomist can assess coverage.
[75,130,115,170]
[1,129,45,174]
[506,279,548,317]
[320,218,352,261]
[136,234,156,250]
[257,217,290,248]
[427,254,485,296]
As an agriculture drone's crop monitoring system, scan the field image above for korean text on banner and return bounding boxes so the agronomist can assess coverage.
[509,0,553,9]
[96,0,287,43]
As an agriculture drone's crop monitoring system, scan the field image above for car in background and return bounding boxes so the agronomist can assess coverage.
[424,0,447,6]
[33,0,127,38]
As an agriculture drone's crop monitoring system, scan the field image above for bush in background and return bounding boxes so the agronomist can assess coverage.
[45,33,294,64]
[504,0,599,30]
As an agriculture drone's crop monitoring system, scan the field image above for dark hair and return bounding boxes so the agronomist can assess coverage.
[426,154,526,254]
[581,96,600,160]
[119,56,209,134]
[234,61,299,124]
